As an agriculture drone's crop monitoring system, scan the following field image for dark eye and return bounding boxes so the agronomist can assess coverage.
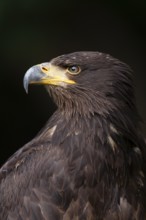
[67,66,81,75]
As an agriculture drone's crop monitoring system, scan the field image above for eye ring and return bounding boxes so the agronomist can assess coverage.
[67,65,81,75]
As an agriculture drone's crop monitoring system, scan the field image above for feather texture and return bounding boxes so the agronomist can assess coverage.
[0,51,146,219]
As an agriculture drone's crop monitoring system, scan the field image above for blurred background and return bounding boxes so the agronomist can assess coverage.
[0,0,146,165]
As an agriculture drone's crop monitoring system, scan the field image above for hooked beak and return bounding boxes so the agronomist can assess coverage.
[23,62,76,93]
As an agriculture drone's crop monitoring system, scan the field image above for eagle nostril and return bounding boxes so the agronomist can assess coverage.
[41,67,48,71]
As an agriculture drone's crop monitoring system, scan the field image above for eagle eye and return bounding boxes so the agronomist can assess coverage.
[67,65,81,75]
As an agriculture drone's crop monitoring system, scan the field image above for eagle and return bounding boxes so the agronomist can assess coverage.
[0,51,146,220]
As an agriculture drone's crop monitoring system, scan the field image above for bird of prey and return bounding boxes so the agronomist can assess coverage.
[0,51,146,220]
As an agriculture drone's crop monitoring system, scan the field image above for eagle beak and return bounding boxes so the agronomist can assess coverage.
[23,63,75,93]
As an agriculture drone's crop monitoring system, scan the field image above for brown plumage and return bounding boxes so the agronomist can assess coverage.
[0,51,146,219]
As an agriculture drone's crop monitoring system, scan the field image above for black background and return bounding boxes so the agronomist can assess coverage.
[0,0,146,166]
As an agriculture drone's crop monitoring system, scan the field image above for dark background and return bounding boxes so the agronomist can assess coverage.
[0,0,146,166]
